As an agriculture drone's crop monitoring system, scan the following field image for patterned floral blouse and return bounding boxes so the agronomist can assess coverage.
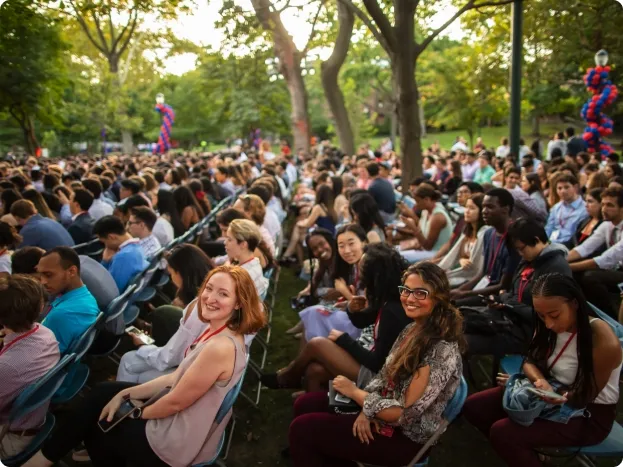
[362,322,462,444]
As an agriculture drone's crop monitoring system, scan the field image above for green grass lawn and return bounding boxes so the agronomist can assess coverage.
[367,122,599,154]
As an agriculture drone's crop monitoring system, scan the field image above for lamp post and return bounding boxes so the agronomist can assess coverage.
[595,49,609,67]
[509,0,523,161]
[156,93,165,105]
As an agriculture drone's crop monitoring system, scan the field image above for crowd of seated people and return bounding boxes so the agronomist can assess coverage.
[2,133,623,467]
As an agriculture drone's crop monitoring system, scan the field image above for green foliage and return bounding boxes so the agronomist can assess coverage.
[0,0,68,151]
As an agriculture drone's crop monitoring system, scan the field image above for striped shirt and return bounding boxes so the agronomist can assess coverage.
[0,325,60,430]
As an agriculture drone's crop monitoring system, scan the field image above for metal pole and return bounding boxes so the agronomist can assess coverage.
[509,0,523,161]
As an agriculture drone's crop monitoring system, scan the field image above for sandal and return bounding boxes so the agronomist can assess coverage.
[260,370,300,389]
[286,321,304,335]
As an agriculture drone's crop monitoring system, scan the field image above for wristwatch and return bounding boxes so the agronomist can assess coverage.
[130,406,143,419]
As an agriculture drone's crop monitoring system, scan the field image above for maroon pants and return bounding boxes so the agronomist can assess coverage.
[462,387,616,467]
[289,392,423,467]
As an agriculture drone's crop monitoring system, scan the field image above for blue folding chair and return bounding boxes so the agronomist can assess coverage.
[192,356,250,467]
[52,312,104,404]
[88,284,137,359]
[1,354,74,466]
[406,375,468,466]
[355,376,468,467]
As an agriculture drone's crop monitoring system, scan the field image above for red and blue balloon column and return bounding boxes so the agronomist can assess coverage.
[581,50,618,158]
[153,93,175,154]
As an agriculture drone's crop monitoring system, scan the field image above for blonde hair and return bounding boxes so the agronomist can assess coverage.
[229,219,261,251]
[238,194,266,225]
[196,265,267,334]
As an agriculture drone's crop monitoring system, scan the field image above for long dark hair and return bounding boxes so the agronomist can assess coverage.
[166,244,214,306]
[331,176,343,198]
[349,193,385,233]
[529,273,596,406]
[360,243,407,310]
[525,173,543,196]
[22,189,54,219]
[305,228,336,296]
[157,189,185,237]
[188,178,211,216]
[315,184,337,224]
[332,224,367,283]
[173,185,205,218]
[386,262,465,383]
[464,193,485,238]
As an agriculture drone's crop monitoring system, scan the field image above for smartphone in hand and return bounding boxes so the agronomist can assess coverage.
[126,326,155,345]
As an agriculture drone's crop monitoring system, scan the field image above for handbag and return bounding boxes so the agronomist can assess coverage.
[328,381,360,415]
[460,306,515,336]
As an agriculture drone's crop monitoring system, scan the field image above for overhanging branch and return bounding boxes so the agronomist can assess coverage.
[417,0,513,54]
[336,0,391,54]
[116,8,139,58]
[68,0,109,55]
[361,0,396,52]
[302,0,324,56]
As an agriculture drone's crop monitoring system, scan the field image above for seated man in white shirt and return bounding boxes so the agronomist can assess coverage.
[247,184,281,241]
[82,178,113,221]
[567,187,623,318]
[127,206,162,260]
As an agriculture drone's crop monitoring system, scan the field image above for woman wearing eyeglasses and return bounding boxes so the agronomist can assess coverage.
[288,262,465,466]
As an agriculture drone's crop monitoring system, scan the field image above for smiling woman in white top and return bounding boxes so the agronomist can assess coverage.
[0,221,21,277]
[225,219,269,299]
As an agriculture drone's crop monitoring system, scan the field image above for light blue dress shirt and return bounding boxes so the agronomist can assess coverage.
[545,197,588,244]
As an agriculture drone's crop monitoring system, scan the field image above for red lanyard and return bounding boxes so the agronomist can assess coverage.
[517,266,535,302]
[185,323,228,357]
[487,232,507,275]
[238,257,254,267]
[0,248,7,257]
[548,331,577,372]
[558,203,576,229]
[0,325,39,357]
[609,226,620,247]
[371,305,384,351]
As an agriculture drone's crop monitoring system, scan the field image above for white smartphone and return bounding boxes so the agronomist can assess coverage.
[526,387,565,401]
[125,326,155,345]
[334,393,352,404]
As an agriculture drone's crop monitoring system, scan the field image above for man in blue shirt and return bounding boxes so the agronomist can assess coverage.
[37,247,99,354]
[11,200,74,251]
[545,173,588,247]
[453,188,521,303]
[93,215,148,291]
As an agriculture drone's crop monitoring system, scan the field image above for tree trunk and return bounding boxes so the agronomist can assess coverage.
[531,115,540,136]
[251,0,310,154]
[419,98,426,138]
[321,2,355,156]
[390,107,398,150]
[121,130,133,154]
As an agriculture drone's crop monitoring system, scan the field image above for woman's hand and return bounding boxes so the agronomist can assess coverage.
[328,329,345,342]
[496,373,510,388]
[130,333,146,348]
[459,258,472,268]
[99,393,125,422]
[352,412,379,444]
[333,375,356,399]
[349,295,368,313]
[533,379,555,393]
[539,391,568,406]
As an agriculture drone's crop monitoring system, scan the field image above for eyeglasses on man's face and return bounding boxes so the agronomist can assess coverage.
[398,286,430,300]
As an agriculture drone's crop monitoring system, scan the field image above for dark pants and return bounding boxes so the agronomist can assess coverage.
[289,392,423,467]
[575,269,623,319]
[42,382,168,467]
[150,305,183,346]
[463,386,616,467]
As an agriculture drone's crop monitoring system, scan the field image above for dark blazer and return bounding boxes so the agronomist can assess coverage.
[68,213,96,245]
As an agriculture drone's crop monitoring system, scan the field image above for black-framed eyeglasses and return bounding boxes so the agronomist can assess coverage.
[398,286,430,300]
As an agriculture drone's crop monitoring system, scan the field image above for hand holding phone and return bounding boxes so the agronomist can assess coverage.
[126,326,155,346]
[526,387,567,403]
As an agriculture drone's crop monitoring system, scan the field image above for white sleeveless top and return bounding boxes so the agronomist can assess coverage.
[418,203,453,252]
[547,318,621,405]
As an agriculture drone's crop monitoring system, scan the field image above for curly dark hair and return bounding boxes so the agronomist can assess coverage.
[360,243,407,310]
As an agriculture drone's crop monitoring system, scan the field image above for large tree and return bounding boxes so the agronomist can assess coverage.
[0,0,67,154]
[337,0,513,185]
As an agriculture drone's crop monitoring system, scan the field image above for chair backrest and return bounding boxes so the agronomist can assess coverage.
[66,312,103,360]
[588,302,623,349]
[214,355,249,425]
[443,375,468,422]
[9,354,74,423]
[104,283,138,324]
